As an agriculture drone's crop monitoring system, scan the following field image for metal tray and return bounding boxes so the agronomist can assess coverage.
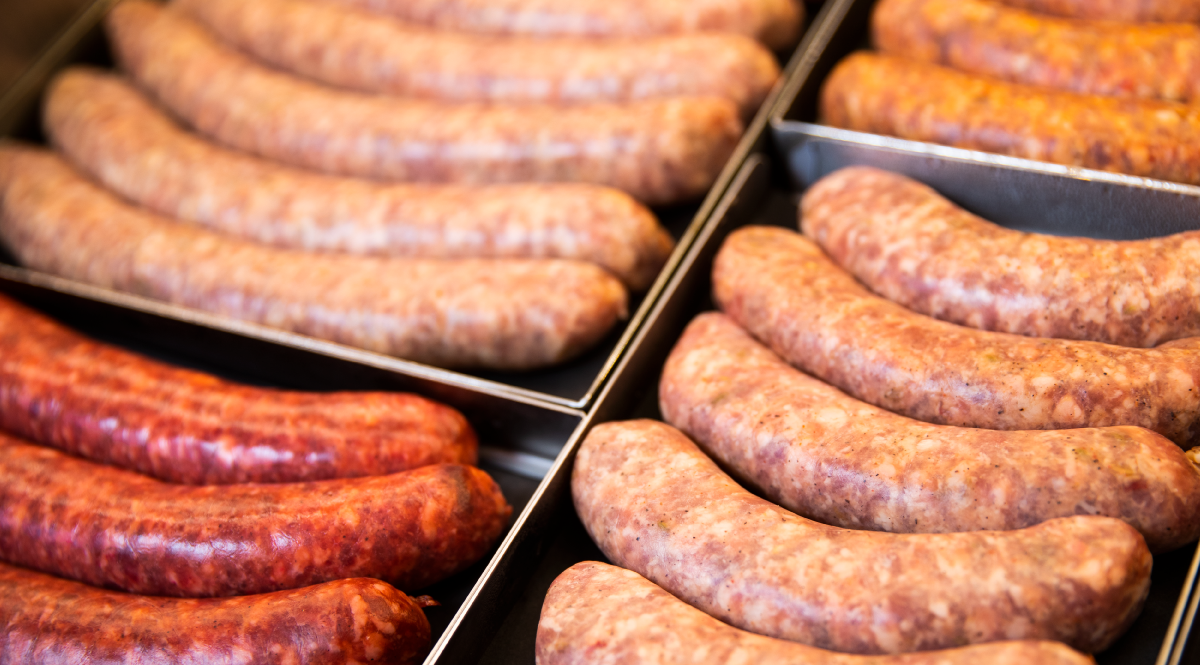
[473,153,1200,665]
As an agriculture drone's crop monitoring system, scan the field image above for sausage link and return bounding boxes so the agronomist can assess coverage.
[873,0,1200,104]
[0,145,628,370]
[572,420,1150,654]
[994,0,1200,23]
[819,51,1200,186]
[321,0,804,51]
[0,293,478,485]
[175,0,780,117]
[45,67,673,291]
[0,563,432,665]
[802,166,1200,347]
[538,561,1096,665]
[660,312,1200,552]
[0,432,511,596]
[713,227,1200,444]
[107,1,743,205]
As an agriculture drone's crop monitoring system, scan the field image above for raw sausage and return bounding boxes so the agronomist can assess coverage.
[713,226,1200,444]
[0,432,511,596]
[537,561,1096,665]
[44,67,673,291]
[802,166,1200,347]
[0,562,432,665]
[0,293,478,485]
[660,312,1200,552]
[994,0,1200,23]
[0,145,628,371]
[107,1,743,205]
[874,0,1200,104]
[819,51,1200,186]
[321,0,804,51]
[175,0,780,117]
[572,420,1150,654]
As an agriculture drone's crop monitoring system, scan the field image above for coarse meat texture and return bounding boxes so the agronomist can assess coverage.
[995,0,1200,22]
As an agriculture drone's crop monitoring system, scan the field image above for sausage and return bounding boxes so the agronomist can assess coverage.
[660,312,1200,552]
[993,0,1200,23]
[0,145,628,371]
[106,1,743,205]
[0,562,433,665]
[873,0,1200,104]
[538,561,1097,665]
[713,226,1200,444]
[44,67,673,291]
[0,432,511,597]
[321,0,804,51]
[0,293,478,485]
[802,166,1200,347]
[819,51,1200,186]
[174,0,780,118]
[572,420,1150,654]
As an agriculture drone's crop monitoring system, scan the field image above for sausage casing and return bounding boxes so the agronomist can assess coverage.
[538,561,1097,665]
[713,226,1200,445]
[994,0,1200,23]
[802,166,1200,347]
[45,67,673,291]
[0,432,511,596]
[0,562,432,665]
[572,420,1150,654]
[0,145,628,371]
[107,1,743,205]
[660,312,1200,552]
[820,51,1200,186]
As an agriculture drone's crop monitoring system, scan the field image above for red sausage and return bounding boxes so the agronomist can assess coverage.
[0,432,512,596]
[994,0,1200,23]
[0,562,432,665]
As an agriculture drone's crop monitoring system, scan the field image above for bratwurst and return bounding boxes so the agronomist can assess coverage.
[994,0,1200,23]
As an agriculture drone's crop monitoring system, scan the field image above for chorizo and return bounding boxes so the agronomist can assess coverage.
[44,67,672,291]
[175,0,780,117]
[538,561,1096,665]
[0,145,628,371]
[993,0,1200,23]
[0,562,432,665]
[819,51,1200,186]
[713,226,1200,444]
[572,420,1151,654]
[660,312,1200,552]
[107,1,743,205]
[0,432,512,596]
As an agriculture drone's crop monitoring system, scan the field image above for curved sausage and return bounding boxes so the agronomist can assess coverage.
[175,0,780,118]
[802,166,1200,347]
[713,226,1200,444]
[873,0,1200,104]
[45,67,673,291]
[321,0,804,51]
[0,293,478,485]
[538,561,1096,665]
[0,432,512,597]
[572,420,1150,654]
[0,145,628,371]
[819,51,1200,186]
[0,563,432,665]
[660,312,1200,552]
[106,1,743,205]
[993,0,1200,23]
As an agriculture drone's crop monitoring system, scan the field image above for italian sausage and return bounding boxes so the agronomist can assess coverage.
[0,145,628,371]
[321,0,804,51]
[874,0,1200,104]
[660,312,1200,552]
[175,0,780,118]
[0,293,478,485]
[994,0,1200,23]
[0,562,433,665]
[819,51,1200,186]
[572,420,1151,654]
[802,166,1200,347]
[712,226,1200,444]
[0,432,511,597]
[538,561,1096,665]
[45,67,673,291]
[107,1,743,205]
